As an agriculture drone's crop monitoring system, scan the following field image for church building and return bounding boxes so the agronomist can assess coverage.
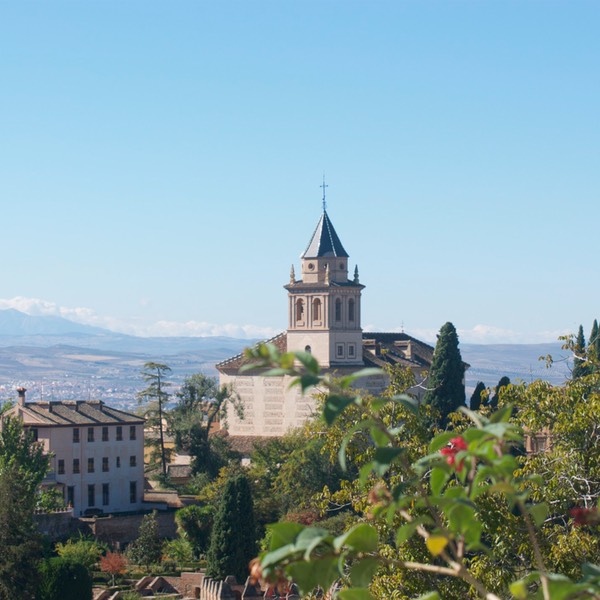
[217,203,435,438]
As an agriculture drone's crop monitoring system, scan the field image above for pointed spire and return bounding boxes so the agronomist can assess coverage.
[353,264,359,283]
[324,263,330,285]
[289,264,295,284]
[302,211,349,258]
[320,174,328,211]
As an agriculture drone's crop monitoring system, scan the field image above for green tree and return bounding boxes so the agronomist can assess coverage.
[138,362,171,478]
[490,375,510,409]
[170,373,242,478]
[206,474,257,582]
[55,535,102,571]
[423,321,465,425]
[170,373,218,453]
[573,325,588,379]
[175,504,215,558]
[469,381,486,411]
[0,460,42,600]
[589,319,599,362]
[127,511,163,568]
[37,557,92,600]
[0,415,49,493]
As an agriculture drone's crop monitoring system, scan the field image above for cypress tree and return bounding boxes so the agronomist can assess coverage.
[469,382,486,411]
[423,322,465,425]
[206,474,256,582]
[490,376,510,409]
[589,319,599,362]
[572,325,587,379]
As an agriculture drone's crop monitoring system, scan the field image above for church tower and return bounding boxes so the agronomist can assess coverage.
[285,208,365,367]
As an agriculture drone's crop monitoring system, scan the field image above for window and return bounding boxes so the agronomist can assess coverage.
[335,298,342,322]
[87,458,94,473]
[129,426,136,441]
[73,428,80,443]
[129,481,137,504]
[67,486,74,507]
[348,298,355,321]
[102,427,109,442]
[116,456,121,468]
[73,458,80,474]
[87,428,94,442]
[130,455,137,467]
[348,344,355,358]
[30,428,39,442]
[312,298,321,321]
[337,344,344,358]
[296,298,304,322]
[102,483,109,506]
[58,459,65,475]
[102,457,109,472]
[305,345,312,354]
[88,484,95,507]
[116,426,123,441]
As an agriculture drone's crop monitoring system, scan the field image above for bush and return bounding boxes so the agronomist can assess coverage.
[37,557,92,600]
[55,535,103,571]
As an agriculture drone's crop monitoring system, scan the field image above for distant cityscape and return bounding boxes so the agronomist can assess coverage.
[0,309,571,412]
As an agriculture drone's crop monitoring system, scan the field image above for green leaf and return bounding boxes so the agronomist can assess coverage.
[373,447,404,476]
[447,502,476,535]
[295,351,320,375]
[509,572,540,599]
[338,589,374,600]
[268,522,305,550]
[413,593,441,600]
[430,467,449,497]
[370,425,389,447]
[350,557,380,587]
[395,522,418,546]
[390,394,420,415]
[334,523,379,553]
[324,395,356,425]
[338,368,383,388]
[528,502,549,527]
[286,556,341,595]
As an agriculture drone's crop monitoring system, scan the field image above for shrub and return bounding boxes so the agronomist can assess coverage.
[37,557,92,600]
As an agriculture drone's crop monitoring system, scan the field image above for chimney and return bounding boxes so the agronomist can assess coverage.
[16,387,26,407]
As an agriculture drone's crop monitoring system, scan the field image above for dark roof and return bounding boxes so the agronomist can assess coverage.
[302,210,349,258]
[216,331,448,374]
[216,331,287,372]
[11,400,144,426]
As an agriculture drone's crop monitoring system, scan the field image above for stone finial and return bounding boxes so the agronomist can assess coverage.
[324,263,330,285]
[353,264,359,284]
[290,264,295,284]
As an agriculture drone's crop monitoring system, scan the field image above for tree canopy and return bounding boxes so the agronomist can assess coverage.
[423,321,465,424]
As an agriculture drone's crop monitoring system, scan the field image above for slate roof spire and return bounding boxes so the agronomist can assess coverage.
[301,210,349,258]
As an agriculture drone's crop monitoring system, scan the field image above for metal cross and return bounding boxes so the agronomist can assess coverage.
[320,175,328,211]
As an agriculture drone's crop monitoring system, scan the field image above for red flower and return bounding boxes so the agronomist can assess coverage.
[440,436,468,472]
[569,507,599,526]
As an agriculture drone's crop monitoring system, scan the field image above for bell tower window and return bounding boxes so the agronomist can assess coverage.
[335,298,342,322]
[348,299,355,321]
[296,299,304,322]
[312,298,322,321]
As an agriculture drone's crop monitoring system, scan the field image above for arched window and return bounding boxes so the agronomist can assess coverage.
[305,345,312,354]
[312,298,321,321]
[348,298,355,321]
[296,299,304,322]
[335,298,342,322]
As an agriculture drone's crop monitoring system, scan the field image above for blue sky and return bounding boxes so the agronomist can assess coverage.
[0,1,598,344]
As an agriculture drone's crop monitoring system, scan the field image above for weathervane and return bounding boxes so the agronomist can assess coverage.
[320,174,328,211]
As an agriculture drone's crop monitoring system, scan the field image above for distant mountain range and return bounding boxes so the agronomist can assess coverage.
[0,309,571,406]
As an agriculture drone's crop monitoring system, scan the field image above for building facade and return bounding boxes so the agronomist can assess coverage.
[3,388,145,516]
[218,207,435,439]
